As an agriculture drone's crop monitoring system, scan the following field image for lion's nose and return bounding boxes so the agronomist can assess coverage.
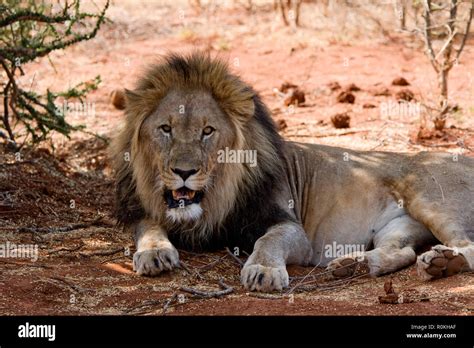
[171,168,198,181]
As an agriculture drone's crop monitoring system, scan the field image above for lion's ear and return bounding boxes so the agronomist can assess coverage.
[109,88,142,112]
[230,96,255,123]
[110,89,127,110]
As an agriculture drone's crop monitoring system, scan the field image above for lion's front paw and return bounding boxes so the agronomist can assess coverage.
[133,247,180,276]
[417,245,468,280]
[240,264,289,292]
[327,255,369,279]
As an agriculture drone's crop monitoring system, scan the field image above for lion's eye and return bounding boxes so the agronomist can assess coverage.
[160,125,172,134]
[202,126,215,137]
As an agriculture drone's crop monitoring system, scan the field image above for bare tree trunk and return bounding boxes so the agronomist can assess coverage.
[419,0,473,131]
[433,0,457,130]
[434,68,449,130]
[439,69,448,104]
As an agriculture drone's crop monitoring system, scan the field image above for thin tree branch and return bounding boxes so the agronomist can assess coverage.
[423,0,440,72]
[179,280,234,298]
[0,12,75,27]
[434,28,457,61]
[455,0,474,61]
[17,216,107,234]
[225,247,245,267]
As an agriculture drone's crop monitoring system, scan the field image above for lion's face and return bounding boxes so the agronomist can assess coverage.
[139,89,236,222]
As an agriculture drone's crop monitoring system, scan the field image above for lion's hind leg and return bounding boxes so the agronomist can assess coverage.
[401,157,474,279]
[327,214,434,279]
[405,200,474,279]
[417,243,472,280]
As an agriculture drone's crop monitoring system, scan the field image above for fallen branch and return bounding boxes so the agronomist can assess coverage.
[247,293,284,300]
[284,128,371,138]
[17,216,109,234]
[296,261,369,287]
[287,260,370,294]
[225,247,245,267]
[123,299,163,315]
[49,276,91,293]
[179,261,204,280]
[290,260,359,283]
[294,274,370,293]
[79,246,123,258]
[47,243,84,255]
[198,254,228,273]
[100,254,131,264]
[162,292,178,315]
[0,259,53,269]
[286,264,320,295]
[179,280,234,299]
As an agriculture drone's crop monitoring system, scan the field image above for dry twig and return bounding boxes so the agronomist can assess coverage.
[49,276,91,293]
[0,259,53,269]
[179,261,204,280]
[247,293,285,300]
[123,299,163,315]
[79,246,123,258]
[198,254,228,273]
[162,292,178,315]
[225,247,245,267]
[179,279,234,299]
[285,128,371,138]
[47,243,84,255]
[17,216,109,234]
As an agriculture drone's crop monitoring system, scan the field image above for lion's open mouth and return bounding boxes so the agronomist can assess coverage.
[164,187,204,208]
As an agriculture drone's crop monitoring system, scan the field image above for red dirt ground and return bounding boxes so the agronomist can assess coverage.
[1,0,473,315]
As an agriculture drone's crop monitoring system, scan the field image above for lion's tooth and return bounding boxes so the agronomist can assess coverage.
[188,191,195,199]
[172,190,179,200]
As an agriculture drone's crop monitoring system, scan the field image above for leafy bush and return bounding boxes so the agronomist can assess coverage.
[0,0,109,149]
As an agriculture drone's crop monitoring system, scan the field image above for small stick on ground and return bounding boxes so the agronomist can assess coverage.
[49,276,91,293]
[179,279,234,299]
[47,243,84,255]
[286,264,320,295]
[100,254,131,264]
[123,299,163,315]
[179,249,209,257]
[0,259,53,269]
[295,261,365,287]
[179,261,204,280]
[247,293,284,300]
[298,272,366,288]
[17,216,109,234]
[285,128,371,138]
[162,292,178,315]
[295,274,370,293]
[225,247,244,267]
[199,254,228,272]
[287,260,369,293]
[79,246,123,258]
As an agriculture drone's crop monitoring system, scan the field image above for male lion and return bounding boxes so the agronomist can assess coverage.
[110,52,474,292]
